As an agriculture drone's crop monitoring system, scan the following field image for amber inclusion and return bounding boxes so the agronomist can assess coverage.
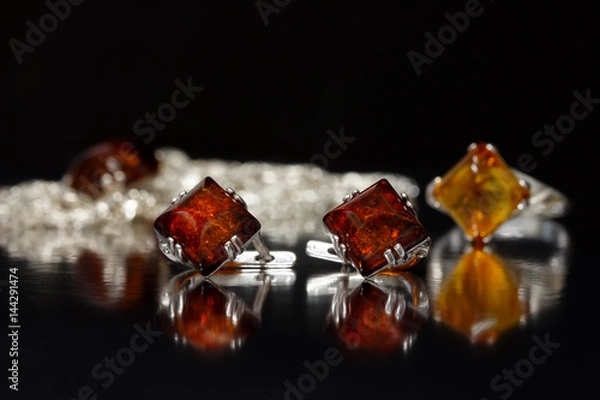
[433,142,530,243]
[153,177,261,276]
[323,179,429,276]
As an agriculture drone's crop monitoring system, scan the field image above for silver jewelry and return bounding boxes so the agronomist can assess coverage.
[0,146,419,262]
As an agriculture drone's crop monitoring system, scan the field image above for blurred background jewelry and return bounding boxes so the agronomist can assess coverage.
[0,138,420,261]
[426,142,570,244]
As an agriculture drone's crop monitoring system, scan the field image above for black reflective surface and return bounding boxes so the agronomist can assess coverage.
[1,204,594,399]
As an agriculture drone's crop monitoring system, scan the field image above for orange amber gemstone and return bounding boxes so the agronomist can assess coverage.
[323,179,429,276]
[433,142,530,242]
[161,279,260,353]
[153,177,261,276]
[66,138,158,198]
[435,248,521,344]
[326,280,427,354]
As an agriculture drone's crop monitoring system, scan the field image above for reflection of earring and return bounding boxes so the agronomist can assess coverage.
[75,249,169,311]
[426,142,570,244]
[154,177,296,277]
[158,269,296,354]
[427,217,570,345]
[306,271,429,356]
[306,179,431,278]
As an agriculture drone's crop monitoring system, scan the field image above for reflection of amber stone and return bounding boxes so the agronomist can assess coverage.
[435,249,521,344]
[163,280,260,353]
[433,143,529,242]
[327,282,426,354]
[323,179,429,276]
[154,177,261,276]
[75,250,157,310]
[66,138,158,198]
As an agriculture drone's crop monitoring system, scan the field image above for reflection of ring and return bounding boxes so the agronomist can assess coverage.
[306,271,430,354]
[425,142,570,243]
[427,217,570,344]
[306,179,431,278]
[153,177,296,277]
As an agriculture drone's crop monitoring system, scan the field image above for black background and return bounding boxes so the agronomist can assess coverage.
[1,0,598,399]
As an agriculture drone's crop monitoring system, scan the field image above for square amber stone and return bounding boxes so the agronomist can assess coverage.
[432,143,530,242]
[323,179,429,277]
[154,177,261,276]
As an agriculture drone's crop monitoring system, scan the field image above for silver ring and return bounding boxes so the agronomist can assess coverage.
[425,142,570,242]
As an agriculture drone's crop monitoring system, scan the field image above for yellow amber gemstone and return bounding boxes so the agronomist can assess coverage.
[435,248,522,344]
[433,142,530,242]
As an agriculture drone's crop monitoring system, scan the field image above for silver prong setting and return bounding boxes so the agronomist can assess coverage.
[224,235,246,263]
[167,237,176,255]
[393,243,407,263]
[226,187,247,207]
[400,192,417,216]
[170,190,188,205]
[158,236,195,268]
[485,142,497,152]
[425,176,443,211]
[384,249,396,269]
[175,243,186,262]
[343,189,360,203]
